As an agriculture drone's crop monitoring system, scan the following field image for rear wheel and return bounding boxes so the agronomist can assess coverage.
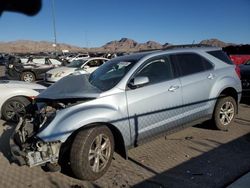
[21,71,35,82]
[213,96,236,131]
[70,125,114,180]
[1,96,31,122]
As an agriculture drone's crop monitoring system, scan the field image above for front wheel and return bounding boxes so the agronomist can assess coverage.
[213,96,236,131]
[70,126,114,181]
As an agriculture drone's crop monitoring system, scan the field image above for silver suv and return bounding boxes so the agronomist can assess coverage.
[10,47,242,180]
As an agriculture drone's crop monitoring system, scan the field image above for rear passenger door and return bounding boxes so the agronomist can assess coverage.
[170,53,215,122]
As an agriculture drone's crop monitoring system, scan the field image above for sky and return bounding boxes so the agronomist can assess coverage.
[0,0,249,47]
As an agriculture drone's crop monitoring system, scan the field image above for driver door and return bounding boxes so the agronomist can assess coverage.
[125,55,183,145]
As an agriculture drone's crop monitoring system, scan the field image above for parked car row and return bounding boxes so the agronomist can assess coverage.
[44,57,109,83]
[7,46,242,181]
[4,55,110,83]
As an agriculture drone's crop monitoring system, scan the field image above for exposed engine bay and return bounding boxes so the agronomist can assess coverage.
[10,99,89,167]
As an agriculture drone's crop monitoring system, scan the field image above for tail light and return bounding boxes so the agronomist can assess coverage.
[235,65,241,79]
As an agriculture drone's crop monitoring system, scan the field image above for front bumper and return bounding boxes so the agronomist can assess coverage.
[10,120,62,167]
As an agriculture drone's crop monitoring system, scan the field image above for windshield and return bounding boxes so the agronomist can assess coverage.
[89,57,138,91]
[67,59,87,68]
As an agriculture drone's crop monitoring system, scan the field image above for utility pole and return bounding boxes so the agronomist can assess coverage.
[51,0,57,54]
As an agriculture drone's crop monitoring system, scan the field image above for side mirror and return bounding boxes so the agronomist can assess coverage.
[128,76,149,89]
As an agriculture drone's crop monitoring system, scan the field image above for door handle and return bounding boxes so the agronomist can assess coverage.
[207,73,215,80]
[168,85,179,92]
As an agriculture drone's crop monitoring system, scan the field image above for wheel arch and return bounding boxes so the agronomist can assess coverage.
[61,122,127,160]
[217,87,239,113]
[219,87,238,102]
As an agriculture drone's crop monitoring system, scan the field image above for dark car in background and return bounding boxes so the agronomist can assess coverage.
[0,53,11,66]
[239,60,250,96]
[223,45,250,98]
[223,45,250,64]
[5,57,64,82]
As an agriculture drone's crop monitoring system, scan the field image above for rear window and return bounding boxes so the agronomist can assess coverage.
[207,50,233,65]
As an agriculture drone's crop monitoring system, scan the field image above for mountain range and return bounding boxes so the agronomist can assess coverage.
[0,38,236,53]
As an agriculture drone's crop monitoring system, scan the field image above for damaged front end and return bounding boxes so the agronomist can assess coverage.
[10,74,101,167]
[10,102,64,167]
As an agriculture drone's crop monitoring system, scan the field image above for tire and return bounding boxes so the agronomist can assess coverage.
[70,125,114,181]
[213,96,236,131]
[1,96,31,122]
[21,71,35,82]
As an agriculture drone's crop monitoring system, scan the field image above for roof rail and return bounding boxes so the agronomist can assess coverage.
[138,44,213,53]
[162,44,212,50]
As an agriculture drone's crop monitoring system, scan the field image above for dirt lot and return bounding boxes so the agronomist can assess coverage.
[0,65,250,188]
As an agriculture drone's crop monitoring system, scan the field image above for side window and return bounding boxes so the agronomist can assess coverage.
[171,53,213,77]
[50,59,62,65]
[32,59,45,64]
[135,57,174,85]
[86,60,101,67]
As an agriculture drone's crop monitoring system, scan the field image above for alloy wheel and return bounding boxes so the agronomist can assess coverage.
[23,73,34,82]
[88,134,112,173]
[219,101,234,126]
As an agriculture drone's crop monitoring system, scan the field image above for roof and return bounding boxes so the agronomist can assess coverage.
[116,46,221,62]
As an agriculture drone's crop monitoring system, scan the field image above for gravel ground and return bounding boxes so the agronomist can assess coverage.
[0,65,250,188]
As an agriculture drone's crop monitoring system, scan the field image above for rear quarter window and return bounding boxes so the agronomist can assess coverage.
[207,50,233,65]
[170,53,213,77]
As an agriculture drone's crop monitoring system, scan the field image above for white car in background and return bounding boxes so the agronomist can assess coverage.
[68,53,90,62]
[0,80,46,122]
[44,57,109,83]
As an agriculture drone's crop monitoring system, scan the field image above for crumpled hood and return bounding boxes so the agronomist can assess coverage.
[37,74,101,100]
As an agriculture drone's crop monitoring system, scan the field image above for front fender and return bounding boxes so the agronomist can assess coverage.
[37,99,131,147]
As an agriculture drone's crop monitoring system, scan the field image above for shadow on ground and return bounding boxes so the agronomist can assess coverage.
[132,131,250,188]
